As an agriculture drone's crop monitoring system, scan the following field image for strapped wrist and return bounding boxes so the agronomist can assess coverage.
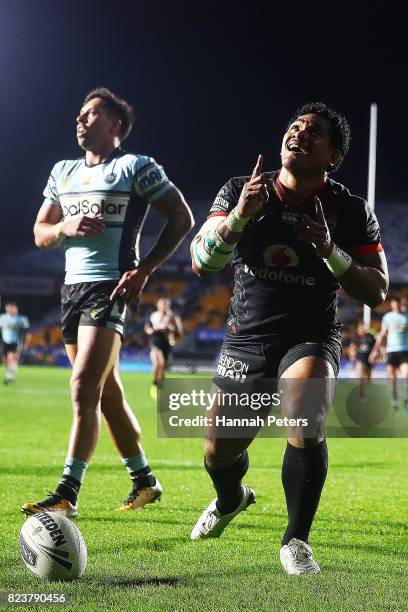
[323,243,352,277]
[224,206,250,233]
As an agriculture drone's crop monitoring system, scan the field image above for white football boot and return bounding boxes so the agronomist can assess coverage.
[280,538,321,575]
[191,486,255,540]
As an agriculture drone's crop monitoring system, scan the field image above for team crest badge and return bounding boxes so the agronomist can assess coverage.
[104,172,117,184]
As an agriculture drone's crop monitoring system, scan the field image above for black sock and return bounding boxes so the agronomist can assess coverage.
[130,465,155,489]
[205,451,249,515]
[281,440,328,546]
[55,475,81,505]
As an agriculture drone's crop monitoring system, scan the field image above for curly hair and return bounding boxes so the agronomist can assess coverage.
[83,87,135,142]
[286,102,351,172]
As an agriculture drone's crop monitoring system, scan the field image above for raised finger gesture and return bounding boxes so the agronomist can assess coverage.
[237,154,270,218]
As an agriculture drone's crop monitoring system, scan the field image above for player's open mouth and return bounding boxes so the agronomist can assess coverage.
[287,141,308,154]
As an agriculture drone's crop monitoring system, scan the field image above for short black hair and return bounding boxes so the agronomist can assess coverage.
[390,295,401,303]
[286,102,351,172]
[83,87,135,141]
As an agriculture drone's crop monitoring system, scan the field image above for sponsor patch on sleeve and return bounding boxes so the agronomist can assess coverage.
[134,161,169,198]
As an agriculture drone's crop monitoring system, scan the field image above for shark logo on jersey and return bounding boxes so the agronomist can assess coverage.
[263,245,299,267]
[104,172,117,184]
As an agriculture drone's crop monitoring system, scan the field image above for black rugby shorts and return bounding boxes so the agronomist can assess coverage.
[387,351,408,368]
[213,333,342,391]
[61,281,134,345]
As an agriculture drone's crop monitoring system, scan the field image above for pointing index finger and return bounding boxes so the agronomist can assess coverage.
[251,154,263,180]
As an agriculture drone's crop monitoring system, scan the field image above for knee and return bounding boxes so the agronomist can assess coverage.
[70,374,101,410]
[204,440,242,469]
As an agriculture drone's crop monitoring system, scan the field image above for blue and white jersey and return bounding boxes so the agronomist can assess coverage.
[382,311,408,353]
[0,314,30,344]
[43,149,174,284]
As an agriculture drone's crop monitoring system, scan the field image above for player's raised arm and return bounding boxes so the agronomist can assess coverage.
[298,197,388,308]
[191,155,270,277]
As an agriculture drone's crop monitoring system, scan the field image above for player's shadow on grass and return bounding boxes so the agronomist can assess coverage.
[330,462,390,469]
[82,575,186,588]
[93,536,186,554]
[319,540,408,557]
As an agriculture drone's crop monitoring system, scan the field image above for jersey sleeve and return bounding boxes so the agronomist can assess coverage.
[43,162,63,206]
[208,177,246,218]
[21,316,30,330]
[381,312,390,330]
[337,198,383,256]
[133,157,174,204]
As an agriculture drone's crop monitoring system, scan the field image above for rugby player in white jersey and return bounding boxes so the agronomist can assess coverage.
[22,88,194,517]
[0,302,31,385]
[190,102,388,574]
[369,296,408,412]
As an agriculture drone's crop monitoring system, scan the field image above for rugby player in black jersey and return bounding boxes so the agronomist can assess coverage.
[349,321,376,400]
[190,103,388,574]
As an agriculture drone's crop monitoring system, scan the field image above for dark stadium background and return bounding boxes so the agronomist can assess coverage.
[0,0,406,372]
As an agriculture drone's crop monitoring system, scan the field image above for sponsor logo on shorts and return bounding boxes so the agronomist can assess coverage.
[216,353,249,381]
[134,164,168,196]
[60,193,128,222]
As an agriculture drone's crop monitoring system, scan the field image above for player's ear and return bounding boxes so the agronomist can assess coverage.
[328,150,341,170]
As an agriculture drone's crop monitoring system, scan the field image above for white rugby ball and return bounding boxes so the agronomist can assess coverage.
[19,512,87,580]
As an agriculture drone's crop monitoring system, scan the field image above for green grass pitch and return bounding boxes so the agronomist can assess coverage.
[1,366,408,611]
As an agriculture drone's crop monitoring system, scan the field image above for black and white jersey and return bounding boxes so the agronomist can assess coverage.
[208,171,383,341]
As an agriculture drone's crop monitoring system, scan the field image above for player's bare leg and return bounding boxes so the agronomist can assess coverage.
[21,326,119,517]
[387,364,399,412]
[4,349,19,384]
[149,347,166,399]
[400,362,408,413]
[101,362,162,511]
[279,356,335,574]
[357,362,370,400]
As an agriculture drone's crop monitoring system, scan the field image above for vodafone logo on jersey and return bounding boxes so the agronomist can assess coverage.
[60,193,129,222]
[263,244,299,267]
[243,244,316,286]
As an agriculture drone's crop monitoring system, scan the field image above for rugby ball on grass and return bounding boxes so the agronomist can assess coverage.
[19,512,87,580]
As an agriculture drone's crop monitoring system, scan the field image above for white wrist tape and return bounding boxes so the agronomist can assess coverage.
[224,206,250,233]
[193,226,236,272]
[324,243,352,277]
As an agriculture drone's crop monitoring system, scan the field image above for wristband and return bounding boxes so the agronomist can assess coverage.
[224,206,250,233]
[193,227,236,272]
[323,243,352,277]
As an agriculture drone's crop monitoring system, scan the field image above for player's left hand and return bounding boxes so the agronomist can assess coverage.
[110,268,150,304]
[297,196,332,258]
